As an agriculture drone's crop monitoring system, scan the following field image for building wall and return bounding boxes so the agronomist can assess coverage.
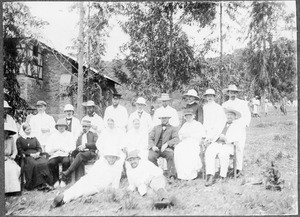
[17,45,117,122]
[18,49,74,121]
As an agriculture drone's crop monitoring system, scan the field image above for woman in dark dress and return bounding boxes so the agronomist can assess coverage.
[16,123,53,191]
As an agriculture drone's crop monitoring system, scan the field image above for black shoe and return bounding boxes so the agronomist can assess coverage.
[154,198,173,209]
[205,175,215,187]
[50,194,65,209]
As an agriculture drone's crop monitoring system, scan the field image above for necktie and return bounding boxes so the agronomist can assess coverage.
[138,111,143,118]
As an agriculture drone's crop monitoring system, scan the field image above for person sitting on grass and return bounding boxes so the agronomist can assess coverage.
[204,108,243,187]
[125,150,175,209]
[50,148,124,209]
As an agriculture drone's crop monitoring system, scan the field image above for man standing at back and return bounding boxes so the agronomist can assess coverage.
[222,84,251,177]
[128,97,153,133]
[153,93,180,128]
[63,104,82,141]
[29,100,56,152]
[104,93,128,132]
[82,100,104,136]
[182,89,203,124]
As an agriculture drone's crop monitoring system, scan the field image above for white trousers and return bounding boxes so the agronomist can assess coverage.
[237,130,246,171]
[205,143,234,177]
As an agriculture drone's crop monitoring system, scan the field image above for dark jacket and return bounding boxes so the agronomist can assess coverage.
[76,131,98,151]
[184,102,203,124]
[148,124,179,150]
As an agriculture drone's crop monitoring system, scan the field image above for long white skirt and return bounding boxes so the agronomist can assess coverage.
[5,158,21,193]
[174,138,202,180]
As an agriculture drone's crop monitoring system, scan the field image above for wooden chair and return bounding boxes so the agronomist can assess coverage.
[202,142,238,180]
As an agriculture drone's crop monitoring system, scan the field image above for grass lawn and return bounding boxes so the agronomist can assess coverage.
[5,106,298,216]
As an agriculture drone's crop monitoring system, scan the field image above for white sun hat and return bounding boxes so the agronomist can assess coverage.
[83,100,95,107]
[203,89,216,96]
[183,89,200,100]
[222,84,241,95]
[136,97,146,105]
[64,104,74,111]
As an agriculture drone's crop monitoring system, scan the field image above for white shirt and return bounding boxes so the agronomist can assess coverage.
[126,159,163,195]
[128,110,153,133]
[153,105,180,127]
[104,105,128,132]
[203,101,227,142]
[179,120,206,143]
[125,128,148,152]
[85,157,124,189]
[221,121,243,145]
[96,127,126,157]
[29,112,56,150]
[46,130,75,159]
[65,116,82,141]
[222,98,251,127]
[82,113,105,136]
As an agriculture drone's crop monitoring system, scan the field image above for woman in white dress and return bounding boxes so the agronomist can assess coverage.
[96,117,126,161]
[4,123,21,194]
[124,118,149,160]
[174,109,206,180]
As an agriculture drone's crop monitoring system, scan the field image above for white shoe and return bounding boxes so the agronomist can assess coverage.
[54,181,60,188]
[60,181,66,188]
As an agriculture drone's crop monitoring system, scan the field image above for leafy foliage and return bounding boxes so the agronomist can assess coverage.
[3,2,48,117]
[246,2,296,102]
[112,2,216,101]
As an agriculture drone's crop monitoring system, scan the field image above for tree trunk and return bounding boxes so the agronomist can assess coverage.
[77,2,85,119]
[219,2,223,88]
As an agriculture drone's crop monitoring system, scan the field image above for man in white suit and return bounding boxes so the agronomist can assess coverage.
[222,84,251,176]
[205,108,243,186]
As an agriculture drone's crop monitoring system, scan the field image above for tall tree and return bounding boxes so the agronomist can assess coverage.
[246,2,295,108]
[112,2,216,101]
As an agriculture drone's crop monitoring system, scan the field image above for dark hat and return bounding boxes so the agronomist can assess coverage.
[55,118,69,130]
[113,93,122,98]
[36,100,47,106]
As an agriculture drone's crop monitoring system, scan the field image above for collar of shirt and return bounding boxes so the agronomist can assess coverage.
[23,134,34,139]
[66,117,73,121]
[188,101,196,105]
[88,112,96,117]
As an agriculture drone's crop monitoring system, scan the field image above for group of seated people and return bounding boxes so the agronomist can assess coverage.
[4,84,251,209]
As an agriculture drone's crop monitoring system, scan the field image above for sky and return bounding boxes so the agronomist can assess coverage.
[24,1,296,61]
